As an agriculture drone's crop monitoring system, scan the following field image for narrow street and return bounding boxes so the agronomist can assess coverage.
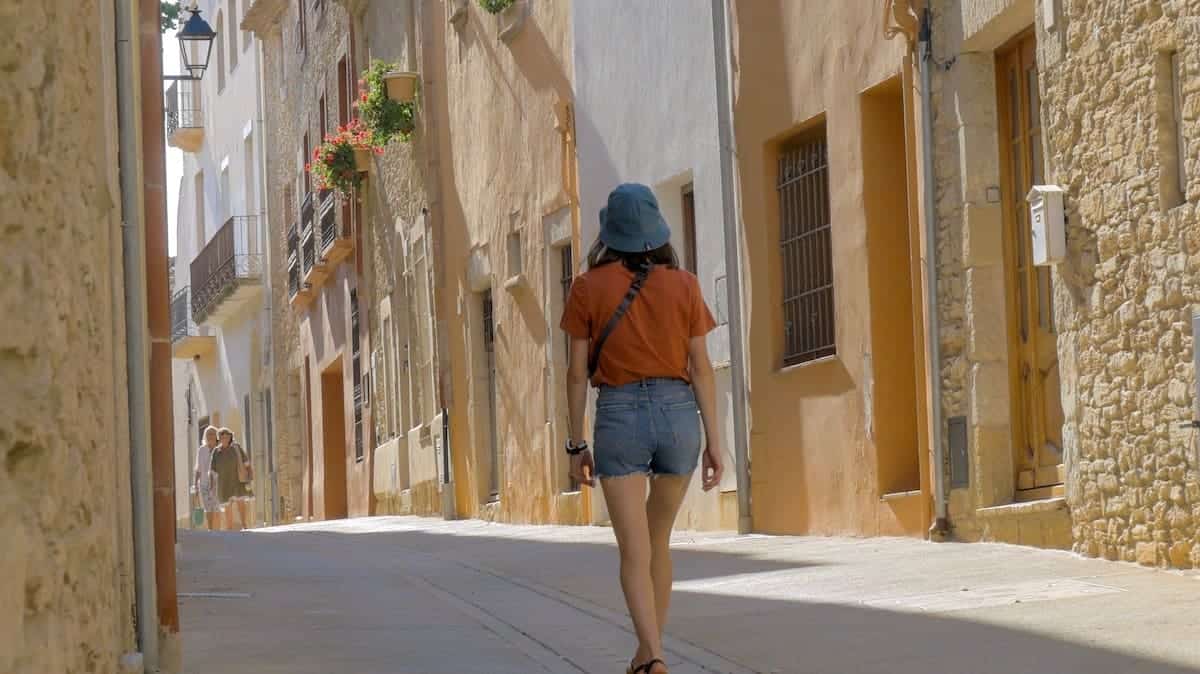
[179,518,1200,674]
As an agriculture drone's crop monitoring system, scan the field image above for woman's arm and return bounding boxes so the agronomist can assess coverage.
[566,336,594,486]
[688,335,724,491]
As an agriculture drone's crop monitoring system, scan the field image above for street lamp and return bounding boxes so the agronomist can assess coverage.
[166,4,217,81]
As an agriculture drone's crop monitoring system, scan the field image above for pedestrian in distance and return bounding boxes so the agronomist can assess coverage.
[192,425,223,530]
[212,427,254,530]
[560,183,724,674]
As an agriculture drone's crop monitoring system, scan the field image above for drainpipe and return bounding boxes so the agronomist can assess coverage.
[711,0,753,534]
[255,33,280,525]
[115,0,159,669]
[918,5,949,534]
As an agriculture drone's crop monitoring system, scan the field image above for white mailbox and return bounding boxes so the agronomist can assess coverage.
[1027,185,1065,266]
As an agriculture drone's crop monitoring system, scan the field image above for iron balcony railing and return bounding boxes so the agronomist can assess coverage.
[170,286,201,342]
[190,215,263,321]
[164,80,203,136]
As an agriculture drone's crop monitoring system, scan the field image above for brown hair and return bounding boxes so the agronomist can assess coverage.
[585,239,679,272]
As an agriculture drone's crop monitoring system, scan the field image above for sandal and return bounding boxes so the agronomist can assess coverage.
[628,658,667,674]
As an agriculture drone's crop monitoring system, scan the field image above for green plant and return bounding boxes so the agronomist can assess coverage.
[161,1,181,31]
[357,61,417,146]
[478,0,515,15]
[306,120,379,198]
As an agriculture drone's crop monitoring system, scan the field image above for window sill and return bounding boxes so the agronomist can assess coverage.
[503,274,528,292]
[776,353,838,376]
[976,496,1067,519]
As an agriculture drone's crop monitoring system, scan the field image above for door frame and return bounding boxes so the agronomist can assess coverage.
[994,28,1065,498]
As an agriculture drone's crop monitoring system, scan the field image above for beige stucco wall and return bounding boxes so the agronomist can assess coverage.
[1039,0,1200,567]
[733,1,929,537]
[0,0,138,670]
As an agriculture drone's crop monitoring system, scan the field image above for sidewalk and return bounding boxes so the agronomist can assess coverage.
[179,517,1200,673]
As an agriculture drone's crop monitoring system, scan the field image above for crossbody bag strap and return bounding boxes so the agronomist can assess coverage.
[588,266,651,382]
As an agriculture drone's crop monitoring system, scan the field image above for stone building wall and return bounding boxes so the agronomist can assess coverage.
[345,0,442,516]
[0,0,137,670]
[1039,0,1200,567]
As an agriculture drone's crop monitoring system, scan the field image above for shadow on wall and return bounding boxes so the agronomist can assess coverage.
[182,527,1200,674]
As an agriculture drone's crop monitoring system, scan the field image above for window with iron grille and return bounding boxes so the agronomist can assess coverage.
[778,127,835,365]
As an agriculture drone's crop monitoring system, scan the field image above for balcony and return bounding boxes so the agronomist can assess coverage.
[300,193,329,287]
[170,286,215,359]
[165,80,204,153]
[318,192,354,264]
[190,215,264,324]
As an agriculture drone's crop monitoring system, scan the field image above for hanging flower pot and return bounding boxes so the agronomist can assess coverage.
[383,71,419,104]
[307,119,379,199]
[358,60,418,146]
[354,147,372,172]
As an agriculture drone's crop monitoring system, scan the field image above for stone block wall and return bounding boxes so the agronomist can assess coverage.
[1040,0,1200,567]
[0,0,137,670]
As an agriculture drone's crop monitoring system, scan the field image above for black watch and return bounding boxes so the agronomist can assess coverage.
[565,440,589,455]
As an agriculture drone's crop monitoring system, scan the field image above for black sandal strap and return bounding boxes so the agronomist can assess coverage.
[634,658,666,673]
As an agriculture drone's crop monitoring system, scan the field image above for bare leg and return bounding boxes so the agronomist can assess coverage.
[601,474,666,670]
[205,512,219,531]
[646,474,691,637]
[238,499,251,530]
[222,504,234,530]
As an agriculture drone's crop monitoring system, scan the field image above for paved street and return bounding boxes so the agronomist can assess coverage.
[179,517,1200,674]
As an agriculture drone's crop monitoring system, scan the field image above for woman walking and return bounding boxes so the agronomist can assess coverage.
[192,425,222,530]
[560,183,723,674]
[212,428,254,530]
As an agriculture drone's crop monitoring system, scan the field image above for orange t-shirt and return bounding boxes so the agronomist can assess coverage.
[560,263,717,387]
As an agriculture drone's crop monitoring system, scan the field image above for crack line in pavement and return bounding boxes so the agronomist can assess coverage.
[418,550,757,674]
[403,569,582,673]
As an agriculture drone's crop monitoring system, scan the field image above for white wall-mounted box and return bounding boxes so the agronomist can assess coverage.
[1027,185,1066,266]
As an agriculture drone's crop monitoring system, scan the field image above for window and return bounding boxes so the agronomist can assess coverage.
[243,136,256,218]
[302,132,311,195]
[1157,51,1188,210]
[264,388,274,474]
[557,245,577,492]
[297,0,307,55]
[352,289,364,461]
[242,393,253,467]
[227,0,239,72]
[337,56,350,126]
[778,126,835,365]
[318,94,327,138]
[219,163,231,222]
[194,171,205,248]
[507,232,523,277]
[681,183,697,272]
[483,291,501,501]
[215,12,226,92]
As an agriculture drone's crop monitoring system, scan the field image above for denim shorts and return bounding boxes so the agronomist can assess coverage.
[593,378,702,478]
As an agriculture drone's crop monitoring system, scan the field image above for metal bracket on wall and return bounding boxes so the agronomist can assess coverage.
[948,416,969,489]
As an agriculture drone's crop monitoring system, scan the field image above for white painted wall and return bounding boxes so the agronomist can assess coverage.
[171,0,271,525]
[572,1,740,520]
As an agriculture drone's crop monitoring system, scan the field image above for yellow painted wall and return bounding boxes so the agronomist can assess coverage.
[733,1,929,537]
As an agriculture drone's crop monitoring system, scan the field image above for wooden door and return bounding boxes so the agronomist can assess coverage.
[997,32,1065,498]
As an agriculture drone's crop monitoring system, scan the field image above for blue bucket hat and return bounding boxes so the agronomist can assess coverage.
[598,183,671,253]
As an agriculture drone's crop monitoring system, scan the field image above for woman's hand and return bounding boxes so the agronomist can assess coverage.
[701,442,724,491]
[570,449,596,488]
